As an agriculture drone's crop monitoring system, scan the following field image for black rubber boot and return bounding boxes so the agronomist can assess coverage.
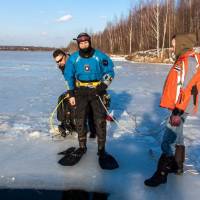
[167,156,179,173]
[144,154,174,187]
[144,170,167,187]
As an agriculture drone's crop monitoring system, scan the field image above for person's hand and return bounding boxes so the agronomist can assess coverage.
[96,82,107,95]
[169,115,181,126]
[169,108,183,126]
[69,97,76,106]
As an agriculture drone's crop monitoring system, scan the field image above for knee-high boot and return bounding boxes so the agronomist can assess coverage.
[144,154,176,187]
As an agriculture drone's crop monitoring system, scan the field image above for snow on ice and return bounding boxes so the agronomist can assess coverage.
[0,52,200,200]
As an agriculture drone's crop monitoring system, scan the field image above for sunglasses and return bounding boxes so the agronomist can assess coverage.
[77,36,90,43]
[56,56,64,64]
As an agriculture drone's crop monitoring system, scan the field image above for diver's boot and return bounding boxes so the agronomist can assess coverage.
[98,147,119,170]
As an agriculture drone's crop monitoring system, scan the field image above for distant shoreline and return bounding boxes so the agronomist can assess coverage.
[0,46,56,52]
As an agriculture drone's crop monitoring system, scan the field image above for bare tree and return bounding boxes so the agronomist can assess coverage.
[67,0,200,55]
[161,0,169,59]
[128,11,133,54]
[149,0,160,57]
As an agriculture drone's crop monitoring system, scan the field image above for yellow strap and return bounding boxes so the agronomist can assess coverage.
[76,80,100,88]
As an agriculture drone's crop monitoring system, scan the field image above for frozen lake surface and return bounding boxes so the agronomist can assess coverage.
[0,51,200,200]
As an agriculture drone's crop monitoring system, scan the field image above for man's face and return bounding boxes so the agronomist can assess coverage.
[55,54,66,69]
[171,38,176,53]
[79,41,90,49]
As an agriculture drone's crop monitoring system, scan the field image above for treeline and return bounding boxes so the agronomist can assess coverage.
[68,0,200,57]
[0,46,56,51]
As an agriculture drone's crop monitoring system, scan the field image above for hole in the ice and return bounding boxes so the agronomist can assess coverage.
[0,189,109,200]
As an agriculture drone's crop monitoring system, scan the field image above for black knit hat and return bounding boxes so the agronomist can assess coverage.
[73,32,91,43]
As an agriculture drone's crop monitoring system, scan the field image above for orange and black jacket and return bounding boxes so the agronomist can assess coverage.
[160,50,200,114]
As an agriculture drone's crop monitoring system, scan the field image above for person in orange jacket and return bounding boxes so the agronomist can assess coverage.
[145,33,200,187]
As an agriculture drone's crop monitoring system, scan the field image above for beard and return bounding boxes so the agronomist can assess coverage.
[79,45,94,58]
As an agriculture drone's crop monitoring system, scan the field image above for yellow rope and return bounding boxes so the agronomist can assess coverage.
[50,80,70,138]
[49,96,69,137]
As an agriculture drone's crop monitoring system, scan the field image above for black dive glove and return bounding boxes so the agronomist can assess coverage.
[96,82,108,96]
[68,90,75,98]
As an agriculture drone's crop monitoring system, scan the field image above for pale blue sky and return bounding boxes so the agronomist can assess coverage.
[0,0,135,47]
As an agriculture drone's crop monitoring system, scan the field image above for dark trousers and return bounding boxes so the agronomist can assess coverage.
[57,93,96,134]
[75,88,107,150]
[87,104,96,134]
